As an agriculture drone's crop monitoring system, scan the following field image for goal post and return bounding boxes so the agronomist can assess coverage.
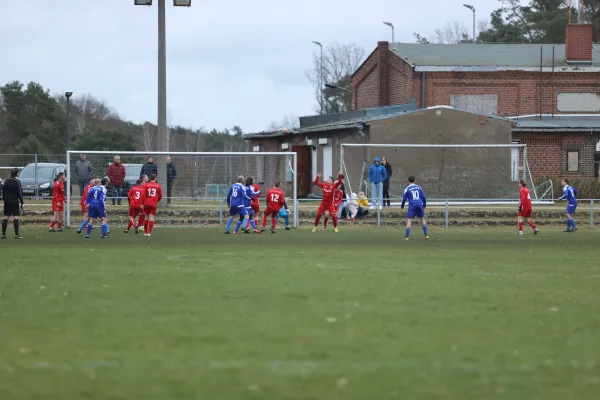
[65,151,298,228]
[340,143,551,205]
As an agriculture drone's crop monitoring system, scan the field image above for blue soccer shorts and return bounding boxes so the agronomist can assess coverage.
[566,204,577,215]
[229,205,247,217]
[88,206,106,219]
[407,204,424,219]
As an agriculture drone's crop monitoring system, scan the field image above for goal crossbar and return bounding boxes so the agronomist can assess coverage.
[65,150,299,229]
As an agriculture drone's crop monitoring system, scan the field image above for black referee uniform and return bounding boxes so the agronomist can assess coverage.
[2,176,23,239]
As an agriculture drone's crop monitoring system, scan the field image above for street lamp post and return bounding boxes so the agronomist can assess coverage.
[312,41,323,114]
[135,0,191,201]
[382,21,394,42]
[324,83,355,110]
[65,92,73,151]
[463,4,476,42]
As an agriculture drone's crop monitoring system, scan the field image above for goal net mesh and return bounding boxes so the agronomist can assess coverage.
[341,145,540,202]
[66,152,296,225]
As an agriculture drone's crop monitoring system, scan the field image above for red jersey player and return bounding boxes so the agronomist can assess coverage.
[250,180,261,228]
[323,186,344,230]
[518,179,539,236]
[125,178,146,234]
[312,171,343,233]
[261,181,286,233]
[49,172,67,232]
[143,174,162,237]
[76,178,95,234]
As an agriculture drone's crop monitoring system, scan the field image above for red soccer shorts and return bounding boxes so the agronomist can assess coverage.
[263,206,280,217]
[252,204,260,215]
[144,205,157,216]
[519,209,532,218]
[129,206,143,218]
[81,203,87,214]
[317,202,336,216]
[52,201,64,212]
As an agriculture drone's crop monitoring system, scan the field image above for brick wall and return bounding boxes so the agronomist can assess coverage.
[351,46,600,115]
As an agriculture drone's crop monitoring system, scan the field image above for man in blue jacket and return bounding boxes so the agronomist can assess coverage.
[368,157,387,209]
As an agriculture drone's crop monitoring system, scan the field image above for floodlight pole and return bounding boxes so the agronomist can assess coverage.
[157,0,168,198]
[463,4,476,42]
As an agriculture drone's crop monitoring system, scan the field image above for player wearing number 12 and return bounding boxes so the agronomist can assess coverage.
[125,178,146,234]
[262,181,286,233]
[143,174,162,237]
[401,176,429,240]
[518,180,539,236]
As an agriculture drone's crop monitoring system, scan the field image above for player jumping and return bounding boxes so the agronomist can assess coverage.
[49,172,67,232]
[262,181,286,233]
[125,178,146,234]
[518,180,539,235]
[85,179,109,238]
[77,178,94,234]
[401,176,429,240]
[225,176,249,234]
[558,178,578,232]
[143,174,162,237]
[312,172,343,233]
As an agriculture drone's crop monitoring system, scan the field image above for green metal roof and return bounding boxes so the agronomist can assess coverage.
[390,43,600,71]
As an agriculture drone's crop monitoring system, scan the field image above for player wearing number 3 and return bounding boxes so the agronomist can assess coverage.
[262,181,286,233]
[401,176,429,240]
[518,179,539,236]
[125,178,146,234]
[143,174,162,237]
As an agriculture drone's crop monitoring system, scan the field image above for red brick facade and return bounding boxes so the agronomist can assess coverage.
[351,43,600,116]
[565,24,594,61]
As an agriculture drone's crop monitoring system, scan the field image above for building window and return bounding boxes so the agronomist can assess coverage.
[567,151,579,172]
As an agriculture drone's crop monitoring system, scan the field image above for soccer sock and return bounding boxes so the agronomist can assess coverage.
[225,217,233,231]
[58,222,63,229]
[101,223,108,236]
[283,215,289,227]
[314,214,321,227]
[50,220,55,228]
[332,215,338,228]
[567,219,572,230]
[148,221,154,234]
[2,220,7,236]
[13,220,19,236]
[138,214,145,227]
[405,227,411,238]
[144,220,149,231]
[271,217,277,230]
[86,223,93,236]
[234,220,242,233]
[250,220,257,230]
[422,224,428,236]
[323,217,328,229]
[569,218,576,230]
[518,221,523,232]
[242,216,249,230]
[528,220,537,229]
[78,219,88,232]
[126,220,132,231]
[262,215,267,228]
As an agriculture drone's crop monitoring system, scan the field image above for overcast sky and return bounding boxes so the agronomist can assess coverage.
[1,0,504,133]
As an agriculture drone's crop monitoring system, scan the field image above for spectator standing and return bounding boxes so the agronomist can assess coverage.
[106,155,126,206]
[381,157,393,207]
[2,168,24,239]
[166,156,177,205]
[368,157,387,209]
[140,156,158,179]
[75,154,93,197]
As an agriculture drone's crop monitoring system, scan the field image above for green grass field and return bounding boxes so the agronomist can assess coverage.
[1,226,600,399]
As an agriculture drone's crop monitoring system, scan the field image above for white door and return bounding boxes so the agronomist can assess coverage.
[511,145,519,181]
[312,146,318,181]
[323,145,332,178]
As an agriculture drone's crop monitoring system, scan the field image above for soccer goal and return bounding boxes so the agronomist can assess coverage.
[340,143,553,205]
[65,151,298,228]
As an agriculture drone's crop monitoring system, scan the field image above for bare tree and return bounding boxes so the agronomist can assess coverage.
[266,113,300,131]
[433,22,471,44]
[54,94,118,135]
[142,122,156,152]
[306,43,365,114]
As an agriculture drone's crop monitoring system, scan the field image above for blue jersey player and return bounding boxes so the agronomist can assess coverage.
[234,177,261,234]
[401,176,429,240]
[85,179,110,239]
[225,176,249,234]
[558,178,578,232]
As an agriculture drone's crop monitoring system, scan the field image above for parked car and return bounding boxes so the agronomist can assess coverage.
[19,163,69,198]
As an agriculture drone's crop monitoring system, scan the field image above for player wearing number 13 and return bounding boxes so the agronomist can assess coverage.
[143,174,162,237]
[401,176,429,240]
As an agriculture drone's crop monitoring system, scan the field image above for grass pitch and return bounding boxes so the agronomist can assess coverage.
[1,226,599,399]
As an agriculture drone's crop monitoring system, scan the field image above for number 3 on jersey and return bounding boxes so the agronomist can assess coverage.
[134,191,141,200]
[270,193,280,202]
[147,188,157,197]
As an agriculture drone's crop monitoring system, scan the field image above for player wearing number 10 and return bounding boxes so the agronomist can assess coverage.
[143,174,162,237]
[401,176,429,240]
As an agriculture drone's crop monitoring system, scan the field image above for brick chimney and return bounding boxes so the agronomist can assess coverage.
[377,41,390,106]
[565,23,593,63]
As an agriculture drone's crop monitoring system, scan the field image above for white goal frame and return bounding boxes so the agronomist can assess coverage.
[65,150,299,228]
[340,143,551,205]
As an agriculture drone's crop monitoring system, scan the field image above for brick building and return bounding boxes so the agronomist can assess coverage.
[352,24,600,116]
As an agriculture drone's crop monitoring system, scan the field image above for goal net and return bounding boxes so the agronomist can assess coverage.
[65,151,298,228]
[340,144,550,204]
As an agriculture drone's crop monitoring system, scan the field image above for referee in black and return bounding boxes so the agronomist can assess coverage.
[2,168,24,240]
